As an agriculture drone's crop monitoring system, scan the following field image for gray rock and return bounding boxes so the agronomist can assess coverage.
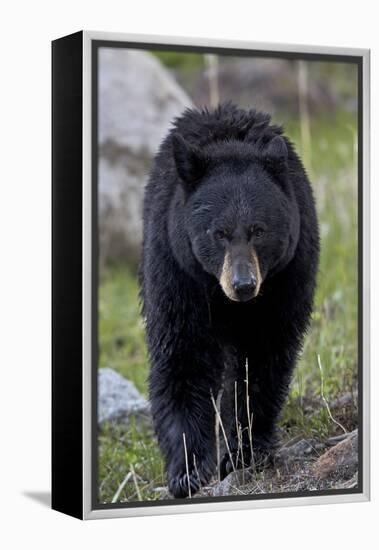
[275,438,321,465]
[327,430,356,446]
[152,486,171,500]
[98,367,150,425]
[98,48,192,266]
[212,470,253,497]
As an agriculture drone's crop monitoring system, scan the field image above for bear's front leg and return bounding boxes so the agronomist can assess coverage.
[142,249,224,497]
[165,409,216,499]
[149,342,223,498]
[220,347,296,480]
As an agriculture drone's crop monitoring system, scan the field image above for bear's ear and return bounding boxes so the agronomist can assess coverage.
[260,135,288,172]
[172,133,207,191]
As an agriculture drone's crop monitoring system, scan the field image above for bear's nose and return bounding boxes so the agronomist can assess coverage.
[232,273,257,295]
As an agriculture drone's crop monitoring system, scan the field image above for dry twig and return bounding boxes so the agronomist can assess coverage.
[211,391,236,474]
[317,354,347,434]
[130,464,142,501]
[183,432,192,498]
[111,472,132,503]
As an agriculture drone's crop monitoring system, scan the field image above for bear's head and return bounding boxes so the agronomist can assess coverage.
[171,132,301,302]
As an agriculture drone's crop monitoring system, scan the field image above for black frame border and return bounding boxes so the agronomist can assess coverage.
[52,30,84,519]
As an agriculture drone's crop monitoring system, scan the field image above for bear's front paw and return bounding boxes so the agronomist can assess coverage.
[168,459,214,498]
[168,471,202,498]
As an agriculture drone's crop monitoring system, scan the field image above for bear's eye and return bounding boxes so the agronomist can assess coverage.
[249,225,265,239]
[214,229,228,241]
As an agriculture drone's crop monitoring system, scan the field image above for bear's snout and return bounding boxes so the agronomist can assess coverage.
[220,250,261,302]
[232,265,256,300]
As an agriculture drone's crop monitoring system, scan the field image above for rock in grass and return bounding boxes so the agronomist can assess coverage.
[98,368,150,425]
[153,486,171,500]
[275,439,321,466]
[313,429,358,480]
[212,470,253,497]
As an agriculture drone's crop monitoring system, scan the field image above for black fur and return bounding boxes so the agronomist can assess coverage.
[140,103,319,498]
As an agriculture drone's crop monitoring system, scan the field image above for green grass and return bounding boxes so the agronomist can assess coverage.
[99,421,165,503]
[98,267,148,394]
[98,111,358,503]
[282,112,358,438]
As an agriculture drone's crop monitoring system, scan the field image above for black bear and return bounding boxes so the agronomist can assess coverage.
[140,103,319,498]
